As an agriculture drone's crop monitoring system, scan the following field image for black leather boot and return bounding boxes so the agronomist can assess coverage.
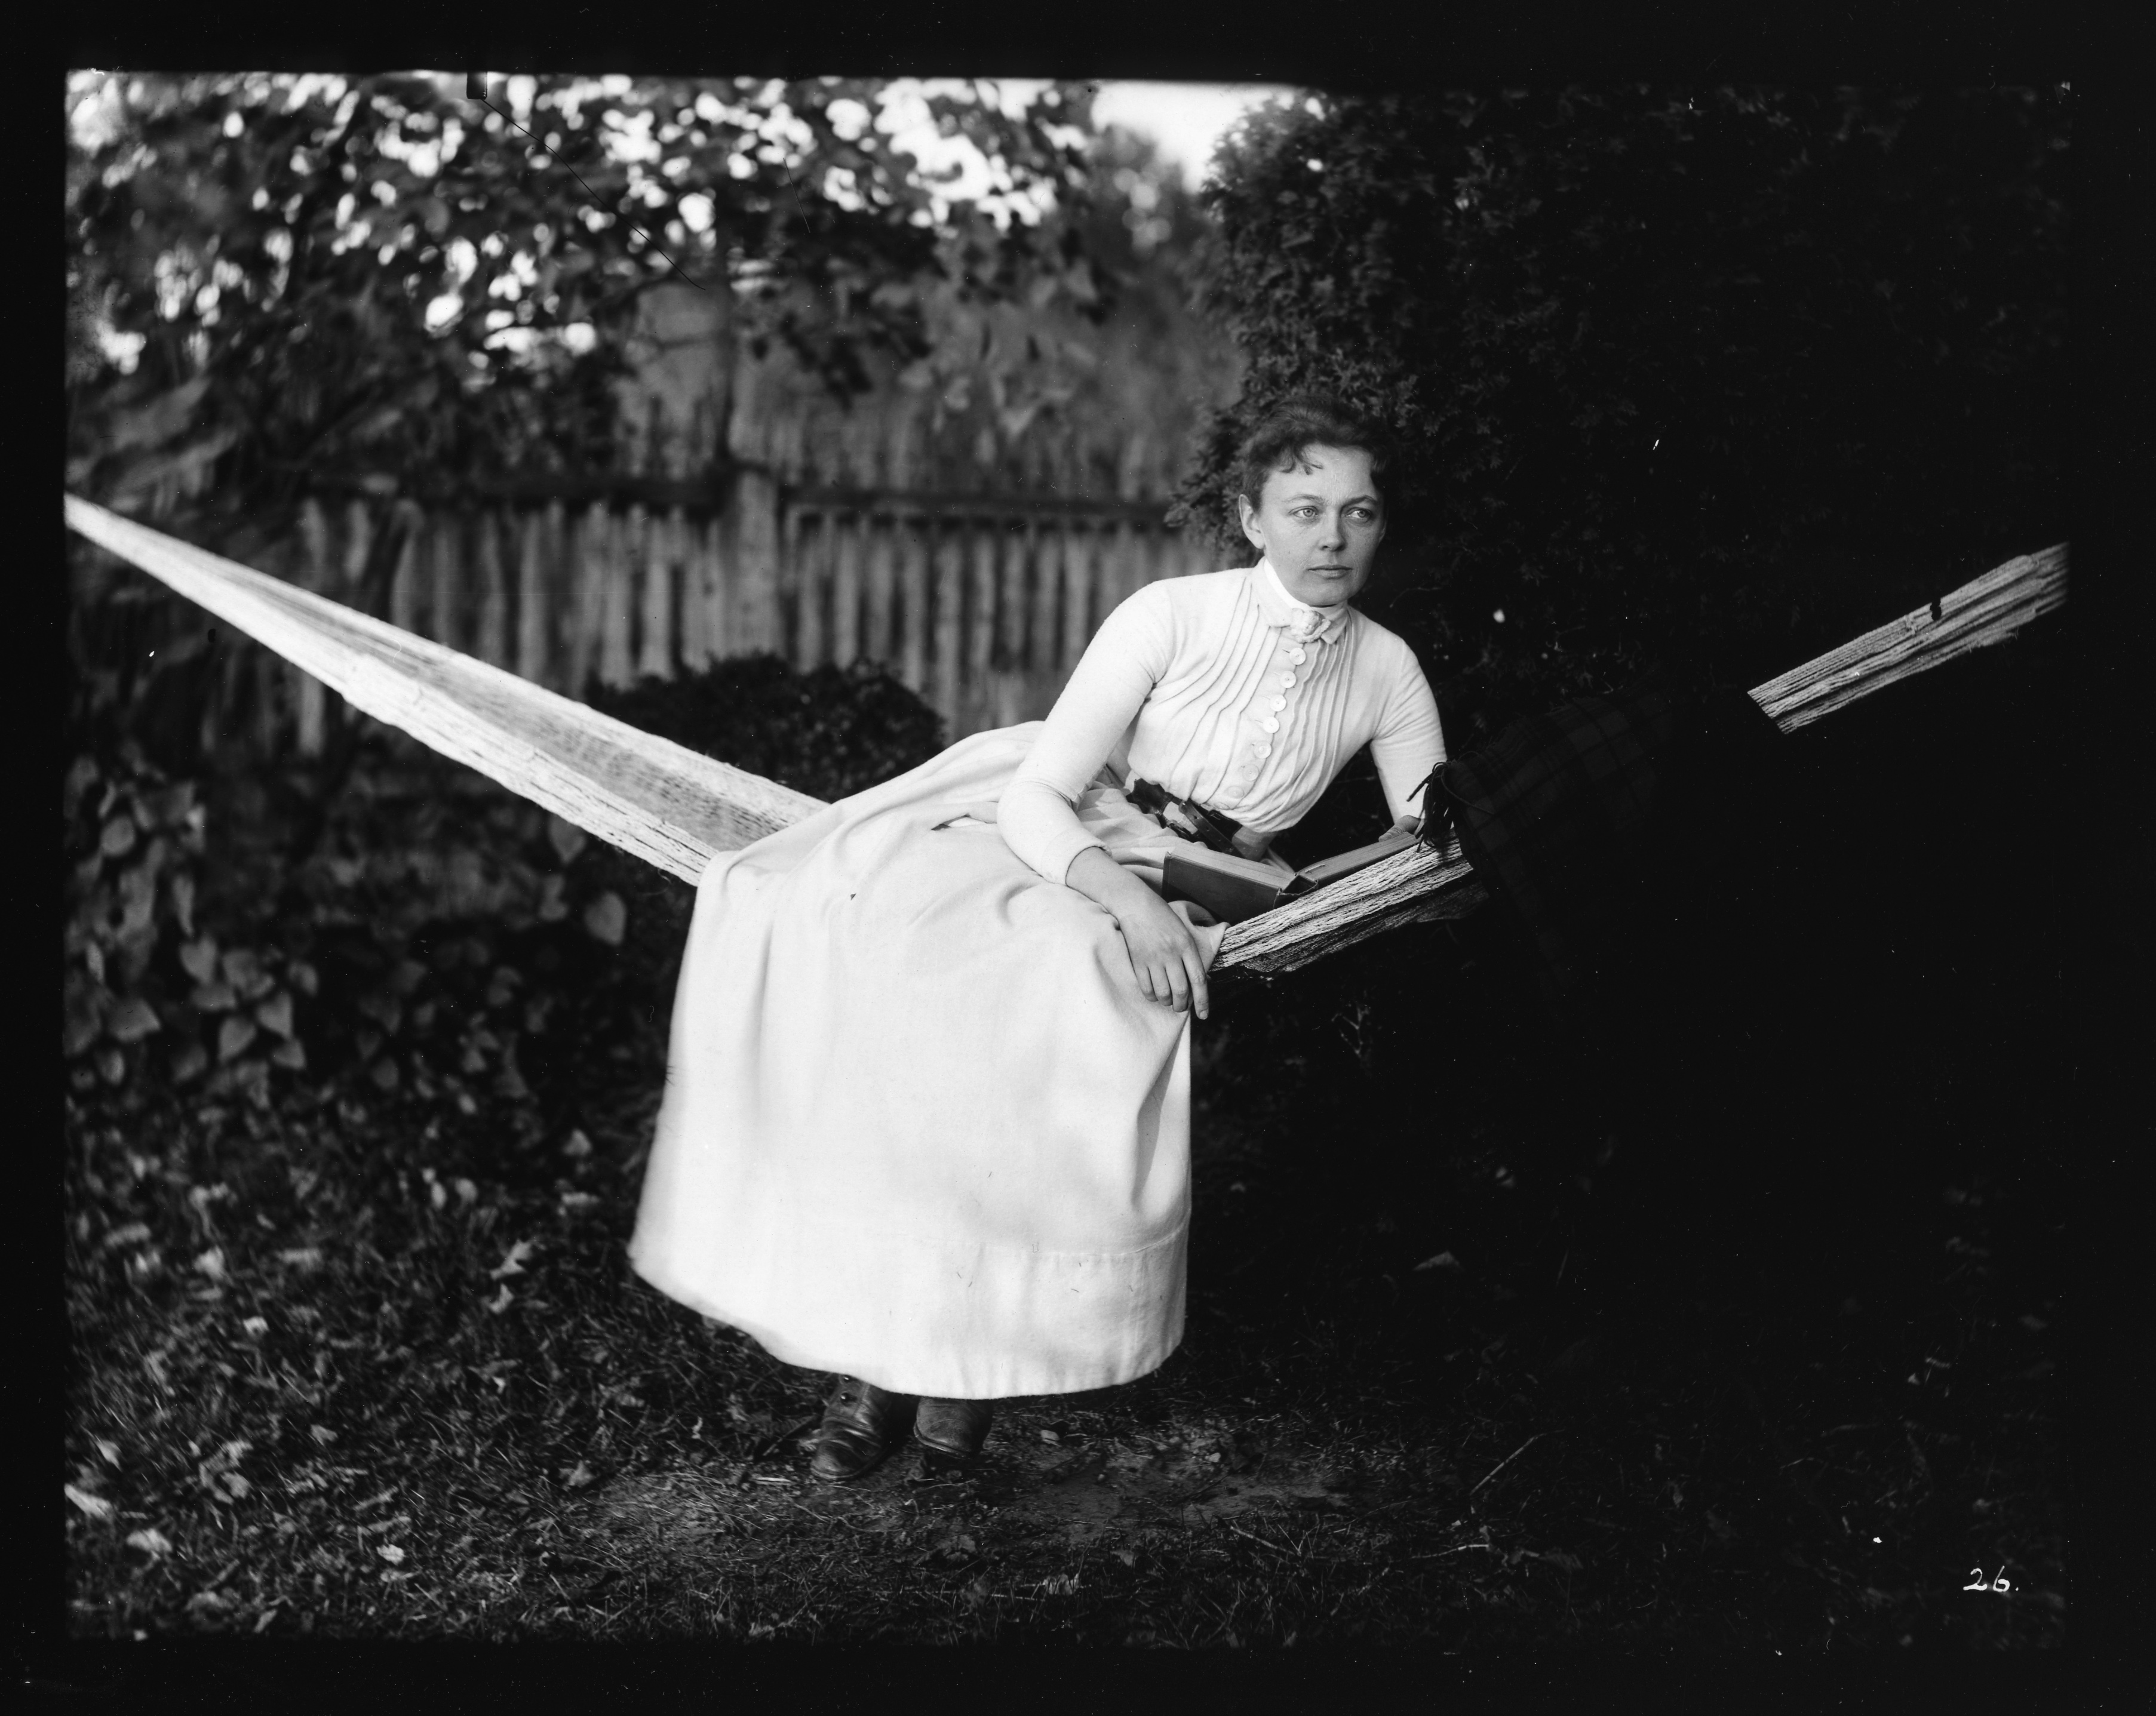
[810,1377,916,1483]
[914,1398,994,1477]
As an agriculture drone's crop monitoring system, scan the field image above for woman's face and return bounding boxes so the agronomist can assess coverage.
[1237,443,1386,608]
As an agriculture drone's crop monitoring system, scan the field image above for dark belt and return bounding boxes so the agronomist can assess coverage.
[1126,777,1243,855]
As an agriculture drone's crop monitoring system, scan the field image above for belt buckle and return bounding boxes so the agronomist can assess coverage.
[1131,777,1240,855]
[1177,800,1242,855]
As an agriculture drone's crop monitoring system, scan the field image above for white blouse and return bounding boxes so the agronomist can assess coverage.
[997,559,1446,885]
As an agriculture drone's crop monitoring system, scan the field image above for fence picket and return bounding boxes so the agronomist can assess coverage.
[429,511,464,654]
[791,509,823,672]
[966,524,999,730]
[669,506,694,672]
[1059,523,1095,674]
[729,470,782,658]
[599,506,635,688]
[1029,522,1062,681]
[997,518,1030,673]
[932,521,965,725]
[636,505,675,681]
[102,467,1213,759]
[388,504,420,638]
[831,509,863,668]
[1114,520,1145,616]
[341,500,371,616]
[864,513,897,672]
[544,503,569,689]
[516,506,548,685]
[712,507,733,662]
[568,506,595,693]
[564,504,597,696]
[680,509,714,672]
[477,509,509,669]
[898,515,930,697]
[1147,525,1174,593]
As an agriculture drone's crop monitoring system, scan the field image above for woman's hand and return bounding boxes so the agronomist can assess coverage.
[1064,848,1211,1021]
[1113,888,1213,1022]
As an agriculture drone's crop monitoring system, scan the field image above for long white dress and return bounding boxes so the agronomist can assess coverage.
[629,560,1444,1399]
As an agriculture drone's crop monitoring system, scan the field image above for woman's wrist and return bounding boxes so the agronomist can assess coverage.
[1064,846,1152,918]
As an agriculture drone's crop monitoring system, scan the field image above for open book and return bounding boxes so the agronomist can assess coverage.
[1162,826,1423,924]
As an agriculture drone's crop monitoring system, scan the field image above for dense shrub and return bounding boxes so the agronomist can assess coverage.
[63,654,948,1120]
[583,654,947,802]
[1173,87,2072,1179]
[1183,86,2069,749]
[61,734,635,1117]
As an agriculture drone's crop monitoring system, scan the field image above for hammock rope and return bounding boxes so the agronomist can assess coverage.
[64,496,2066,977]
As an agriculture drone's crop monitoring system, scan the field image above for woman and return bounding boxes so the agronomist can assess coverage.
[630,395,1445,1480]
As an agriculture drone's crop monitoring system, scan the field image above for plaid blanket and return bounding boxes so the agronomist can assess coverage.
[1427,677,1790,1031]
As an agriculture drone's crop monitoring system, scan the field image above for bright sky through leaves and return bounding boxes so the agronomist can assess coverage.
[67,72,1292,236]
[1086,82,1298,188]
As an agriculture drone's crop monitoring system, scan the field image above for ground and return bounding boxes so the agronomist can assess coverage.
[58,696,2069,1658]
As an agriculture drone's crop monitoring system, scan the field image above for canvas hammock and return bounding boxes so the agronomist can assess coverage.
[64,496,2067,977]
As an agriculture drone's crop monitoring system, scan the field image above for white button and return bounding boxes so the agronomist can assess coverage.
[1289,649,1307,665]
[1262,716,1279,734]
[1256,744,1272,759]
[1280,672,1297,688]
[1269,696,1286,712]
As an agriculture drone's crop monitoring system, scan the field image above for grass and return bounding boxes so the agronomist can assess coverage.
[59,739,2068,1653]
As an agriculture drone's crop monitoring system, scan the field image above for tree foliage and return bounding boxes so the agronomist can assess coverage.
[1183,86,2069,744]
[65,73,1100,547]
[712,121,1242,501]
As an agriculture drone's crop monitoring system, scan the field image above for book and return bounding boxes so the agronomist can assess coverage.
[1162,826,1423,924]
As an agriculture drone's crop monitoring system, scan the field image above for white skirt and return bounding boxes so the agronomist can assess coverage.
[628,723,1228,1399]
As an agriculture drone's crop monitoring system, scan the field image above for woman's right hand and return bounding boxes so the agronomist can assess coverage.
[1064,848,1212,1021]
[1113,886,1213,1022]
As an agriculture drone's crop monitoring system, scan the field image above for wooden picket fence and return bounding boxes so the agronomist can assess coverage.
[70,270,1242,764]
[161,477,1222,762]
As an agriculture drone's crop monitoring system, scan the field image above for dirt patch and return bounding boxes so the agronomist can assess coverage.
[583,1406,1387,1558]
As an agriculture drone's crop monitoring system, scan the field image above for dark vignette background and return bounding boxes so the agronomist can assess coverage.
[35,6,2148,1708]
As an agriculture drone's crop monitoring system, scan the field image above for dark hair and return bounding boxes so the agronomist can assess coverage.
[1236,393,1393,511]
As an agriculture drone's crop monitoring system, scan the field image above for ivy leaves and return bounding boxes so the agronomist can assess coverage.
[64,751,309,1099]
[59,743,636,1111]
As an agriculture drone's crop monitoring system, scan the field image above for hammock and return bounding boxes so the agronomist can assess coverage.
[64,496,2066,977]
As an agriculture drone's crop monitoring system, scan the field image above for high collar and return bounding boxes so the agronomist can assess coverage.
[1251,559,1355,645]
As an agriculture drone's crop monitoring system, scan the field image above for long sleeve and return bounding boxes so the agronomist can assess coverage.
[997,587,1176,884]
[1368,638,1447,823]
